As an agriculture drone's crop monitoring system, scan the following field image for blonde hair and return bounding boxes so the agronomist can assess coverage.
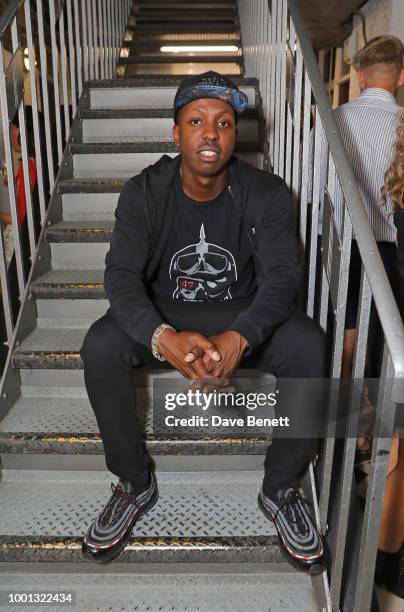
[381,112,404,210]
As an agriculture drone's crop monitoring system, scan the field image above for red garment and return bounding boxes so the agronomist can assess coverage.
[16,157,37,226]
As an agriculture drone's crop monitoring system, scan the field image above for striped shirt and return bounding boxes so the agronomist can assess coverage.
[333,88,401,242]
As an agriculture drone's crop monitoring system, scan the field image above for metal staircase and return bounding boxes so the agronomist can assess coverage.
[0,1,319,611]
[2,0,404,610]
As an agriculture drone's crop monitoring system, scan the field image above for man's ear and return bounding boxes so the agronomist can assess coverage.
[357,68,366,91]
[398,67,404,88]
[172,124,180,148]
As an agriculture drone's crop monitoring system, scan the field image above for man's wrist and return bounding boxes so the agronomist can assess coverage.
[226,329,250,350]
[151,323,175,361]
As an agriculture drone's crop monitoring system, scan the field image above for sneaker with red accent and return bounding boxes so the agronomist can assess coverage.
[258,486,325,574]
[82,472,158,563]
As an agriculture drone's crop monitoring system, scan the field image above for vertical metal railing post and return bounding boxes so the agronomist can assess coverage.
[107,0,112,79]
[48,0,63,162]
[66,0,77,115]
[37,0,55,191]
[81,0,89,83]
[86,0,94,80]
[92,0,99,80]
[73,0,83,96]
[0,225,13,343]
[58,5,71,140]
[24,0,46,222]
[99,0,106,80]
[353,347,396,612]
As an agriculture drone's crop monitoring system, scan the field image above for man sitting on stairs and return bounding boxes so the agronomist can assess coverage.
[80,71,326,573]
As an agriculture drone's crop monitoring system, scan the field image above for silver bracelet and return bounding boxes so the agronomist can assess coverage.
[151,323,175,361]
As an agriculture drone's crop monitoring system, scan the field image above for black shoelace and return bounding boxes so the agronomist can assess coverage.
[274,490,313,536]
[99,483,138,527]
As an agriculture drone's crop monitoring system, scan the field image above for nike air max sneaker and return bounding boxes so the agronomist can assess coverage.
[82,471,158,563]
[258,485,325,574]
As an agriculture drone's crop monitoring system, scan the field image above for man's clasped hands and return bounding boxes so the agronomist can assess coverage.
[157,328,249,387]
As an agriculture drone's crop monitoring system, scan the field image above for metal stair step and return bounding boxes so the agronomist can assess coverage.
[31,269,106,299]
[0,568,316,612]
[0,395,270,456]
[88,78,258,110]
[0,470,279,563]
[119,63,242,77]
[79,109,259,144]
[127,23,239,33]
[58,178,125,193]
[122,32,241,41]
[137,0,236,5]
[130,12,236,22]
[70,143,263,180]
[118,54,242,64]
[46,220,114,243]
[122,38,241,48]
[12,327,90,369]
[135,0,236,5]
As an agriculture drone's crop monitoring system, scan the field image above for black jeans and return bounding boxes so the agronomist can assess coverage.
[80,303,326,493]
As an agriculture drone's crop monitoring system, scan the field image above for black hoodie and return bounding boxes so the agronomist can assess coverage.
[104,154,301,351]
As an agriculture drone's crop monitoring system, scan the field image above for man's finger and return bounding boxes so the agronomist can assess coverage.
[192,334,221,362]
[184,346,204,363]
[190,358,214,380]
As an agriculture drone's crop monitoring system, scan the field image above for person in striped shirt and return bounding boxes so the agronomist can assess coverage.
[334,36,403,456]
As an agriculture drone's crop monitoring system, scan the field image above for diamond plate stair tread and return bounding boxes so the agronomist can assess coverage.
[14,327,86,353]
[0,393,272,455]
[79,108,258,119]
[32,269,104,285]
[87,77,258,87]
[123,38,241,47]
[58,179,125,193]
[31,270,105,298]
[118,56,241,64]
[70,142,261,154]
[0,470,276,538]
[46,221,114,243]
[0,397,104,433]
[0,572,316,612]
[127,24,238,33]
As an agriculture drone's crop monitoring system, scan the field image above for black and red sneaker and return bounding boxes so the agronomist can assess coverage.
[82,472,158,563]
[258,486,325,575]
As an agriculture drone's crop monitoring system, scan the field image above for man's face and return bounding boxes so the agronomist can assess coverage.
[172,98,236,177]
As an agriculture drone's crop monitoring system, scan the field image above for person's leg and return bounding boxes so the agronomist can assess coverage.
[245,309,326,494]
[379,437,404,553]
[248,309,327,573]
[80,308,156,489]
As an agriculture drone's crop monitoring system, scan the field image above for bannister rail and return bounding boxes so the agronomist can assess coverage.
[239,0,404,610]
[0,0,131,377]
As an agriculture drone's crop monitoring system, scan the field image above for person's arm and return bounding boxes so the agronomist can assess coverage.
[227,178,301,350]
[104,178,165,348]
[0,212,12,225]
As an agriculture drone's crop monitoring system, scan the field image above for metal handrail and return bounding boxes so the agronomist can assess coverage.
[288,0,404,387]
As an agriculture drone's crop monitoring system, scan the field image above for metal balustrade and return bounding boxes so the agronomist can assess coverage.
[0,0,131,373]
[239,0,404,610]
